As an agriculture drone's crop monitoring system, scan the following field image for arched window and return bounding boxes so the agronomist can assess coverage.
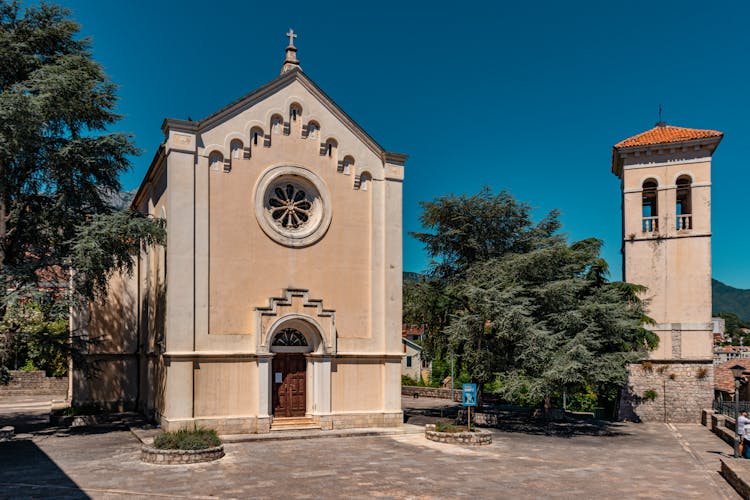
[271,114,283,135]
[341,155,354,174]
[676,175,692,230]
[358,172,372,191]
[323,139,337,160]
[290,103,302,122]
[230,139,243,163]
[306,121,319,139]
[209,151,224,172]
[642,179,658,232]
[250,126,264,148]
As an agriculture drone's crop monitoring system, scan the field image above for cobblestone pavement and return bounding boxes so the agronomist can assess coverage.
[0,402,741,499]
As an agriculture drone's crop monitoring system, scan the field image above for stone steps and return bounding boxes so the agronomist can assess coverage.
[270,417,320,431]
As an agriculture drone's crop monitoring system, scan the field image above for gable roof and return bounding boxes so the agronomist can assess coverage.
[133,68,407,209]
[162,68,396,160]
[402,338,423,353]
[614,124,723,149]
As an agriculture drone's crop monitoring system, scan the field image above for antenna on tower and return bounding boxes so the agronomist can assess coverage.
[656,104,665,127]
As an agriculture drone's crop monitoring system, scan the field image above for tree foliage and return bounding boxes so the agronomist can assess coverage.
[406,188,657,410]
[0,1,165,377]
[411,187,561,281]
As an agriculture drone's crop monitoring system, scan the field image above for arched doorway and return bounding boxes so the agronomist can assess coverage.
[271,328,309,417]
[258,313,333,427]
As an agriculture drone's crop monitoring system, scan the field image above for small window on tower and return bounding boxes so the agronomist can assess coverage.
[642,179,658,232]
[676,175,692,230]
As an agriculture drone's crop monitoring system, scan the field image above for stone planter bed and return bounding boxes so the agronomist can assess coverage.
[140,445,225,465]
[425,424,492,445]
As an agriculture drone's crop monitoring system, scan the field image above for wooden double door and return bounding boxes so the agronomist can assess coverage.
[272,353,307,417]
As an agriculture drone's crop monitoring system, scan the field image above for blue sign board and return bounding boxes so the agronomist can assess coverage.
[462,383,477,407]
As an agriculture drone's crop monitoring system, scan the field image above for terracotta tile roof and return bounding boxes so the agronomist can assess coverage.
[402,324,425,337]
[715,359,750,394]
[614,124,723,149]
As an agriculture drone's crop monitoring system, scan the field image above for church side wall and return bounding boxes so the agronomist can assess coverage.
[72,271,139,409]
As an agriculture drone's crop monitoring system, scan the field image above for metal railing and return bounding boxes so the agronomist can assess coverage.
[713,400,750,417]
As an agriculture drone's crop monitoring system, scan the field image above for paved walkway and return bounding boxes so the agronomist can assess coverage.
[0,397,741,498]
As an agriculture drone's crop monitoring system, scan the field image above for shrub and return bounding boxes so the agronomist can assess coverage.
[433,421,468,433]
[153,428,221,450]
[401,375,419,386]
[20,359,38,372]
[643,389,658,401]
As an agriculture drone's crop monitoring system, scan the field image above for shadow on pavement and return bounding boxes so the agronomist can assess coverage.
[0,439,90,499]
[403,398,631,438]
[1,408,146,438]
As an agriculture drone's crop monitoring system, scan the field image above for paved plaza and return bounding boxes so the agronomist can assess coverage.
[0,397,742,499]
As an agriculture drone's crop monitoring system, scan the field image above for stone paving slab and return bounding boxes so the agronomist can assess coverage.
[0,420,742,499]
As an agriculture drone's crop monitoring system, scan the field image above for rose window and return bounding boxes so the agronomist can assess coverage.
[255,166,331,247]
[268,184,312,229]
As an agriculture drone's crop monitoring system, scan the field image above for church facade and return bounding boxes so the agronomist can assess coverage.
[72,36,406,433]
[613,123,721,422]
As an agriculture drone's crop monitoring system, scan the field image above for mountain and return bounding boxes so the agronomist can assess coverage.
[103,189,137,210]
[713,279,750,322]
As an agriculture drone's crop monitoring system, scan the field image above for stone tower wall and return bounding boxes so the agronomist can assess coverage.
[618,361,713,423]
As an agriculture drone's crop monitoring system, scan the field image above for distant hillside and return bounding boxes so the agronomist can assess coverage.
[103,189,137,210]
[713,279,750,322]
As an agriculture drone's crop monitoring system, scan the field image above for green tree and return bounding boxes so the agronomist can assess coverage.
[406,188,560,391]
[406,188,657,410]
[716,312,750,345]
[0,2,165,378]
[450,238,657,411]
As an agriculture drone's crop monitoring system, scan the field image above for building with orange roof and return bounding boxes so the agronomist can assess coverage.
[614,122,722,423]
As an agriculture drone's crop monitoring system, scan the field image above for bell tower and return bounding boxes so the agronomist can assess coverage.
[613,122,723,422]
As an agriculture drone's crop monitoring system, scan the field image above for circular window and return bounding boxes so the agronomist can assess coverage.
[255,166,331,247]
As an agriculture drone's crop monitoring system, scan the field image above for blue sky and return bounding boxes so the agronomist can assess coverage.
[60,0,748,288]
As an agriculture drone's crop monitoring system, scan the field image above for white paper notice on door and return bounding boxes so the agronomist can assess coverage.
[275,372,283,383]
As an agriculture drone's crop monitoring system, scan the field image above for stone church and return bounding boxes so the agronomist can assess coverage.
[72,33,406,433]
[613,122,721,422]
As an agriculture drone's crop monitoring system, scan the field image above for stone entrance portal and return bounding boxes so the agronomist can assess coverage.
[272,353,306,417]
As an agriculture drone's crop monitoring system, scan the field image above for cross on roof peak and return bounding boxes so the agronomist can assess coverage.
[281,29,301,74]
[286,28,297,47]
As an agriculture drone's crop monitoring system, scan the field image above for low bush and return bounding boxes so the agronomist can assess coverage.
[433,421,471,433]
[153,428,222,450]
[643,389,658,401]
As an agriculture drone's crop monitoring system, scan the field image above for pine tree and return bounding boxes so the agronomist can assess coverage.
[406,188,657,410]
[0,1,164,378]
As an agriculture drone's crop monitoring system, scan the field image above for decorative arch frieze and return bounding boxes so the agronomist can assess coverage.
[255,288,336,354]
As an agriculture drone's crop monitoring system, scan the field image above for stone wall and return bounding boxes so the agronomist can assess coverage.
[402,386,462,402]
[141,445,225,465]
[329,411,403,430]
[618,361,713,423]
[0,370,68,398]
